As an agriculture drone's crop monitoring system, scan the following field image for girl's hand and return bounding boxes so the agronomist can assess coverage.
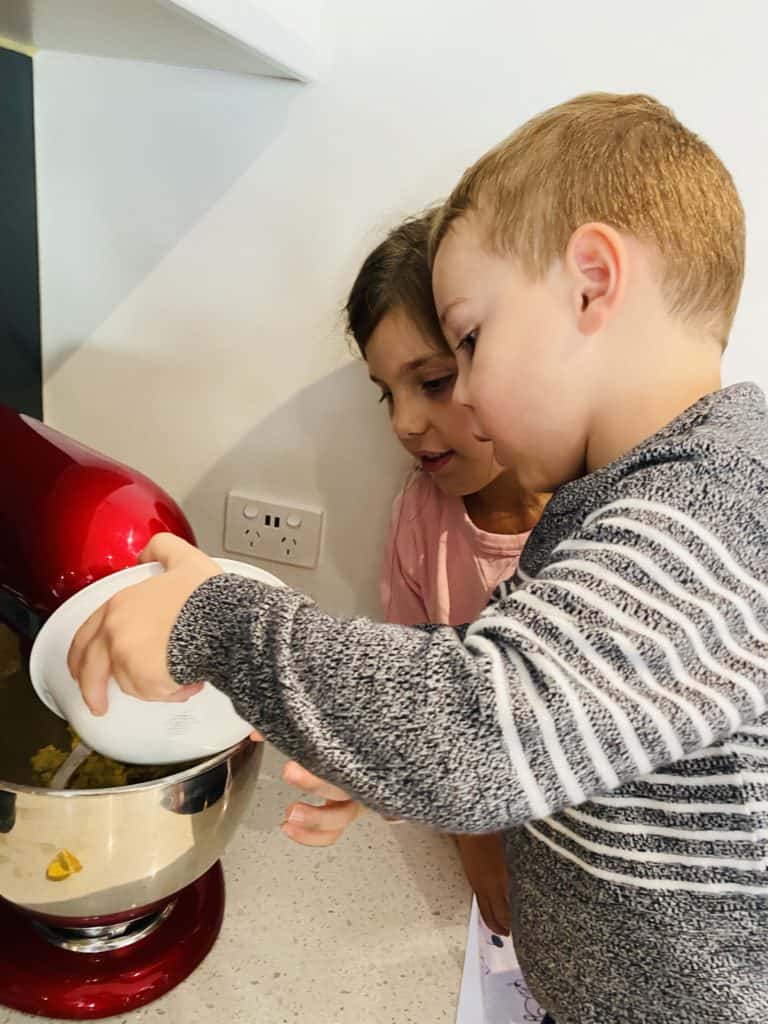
[68,533,221,715]
[455,833,511,936]
[280,761,365,847]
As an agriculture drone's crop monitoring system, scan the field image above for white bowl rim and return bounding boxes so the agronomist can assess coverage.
[28,557,283,716]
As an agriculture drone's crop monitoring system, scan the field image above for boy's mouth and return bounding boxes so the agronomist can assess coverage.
[418,450,455,473]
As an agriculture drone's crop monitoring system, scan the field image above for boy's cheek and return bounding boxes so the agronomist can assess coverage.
[470,374,505,429]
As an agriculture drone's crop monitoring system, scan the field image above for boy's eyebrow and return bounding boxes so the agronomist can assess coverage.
[438,298,468,326]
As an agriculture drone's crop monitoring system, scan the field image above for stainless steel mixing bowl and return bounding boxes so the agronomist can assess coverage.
[0,738,262,920]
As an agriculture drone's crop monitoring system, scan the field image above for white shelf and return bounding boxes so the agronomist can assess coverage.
[0,0,319,80]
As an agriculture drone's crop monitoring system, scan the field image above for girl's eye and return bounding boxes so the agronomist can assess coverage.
[377,390,393,407]
[458,329,478,356]
[422,375,455,396]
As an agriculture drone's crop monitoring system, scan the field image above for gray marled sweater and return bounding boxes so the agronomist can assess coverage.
[169,383,768,1024]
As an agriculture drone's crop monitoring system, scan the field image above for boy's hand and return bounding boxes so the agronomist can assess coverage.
[68,533,220,716]
[280,761,365,846]
[455,833,511,936]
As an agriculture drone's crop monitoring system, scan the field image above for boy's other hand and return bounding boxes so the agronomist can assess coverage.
[68,533,220,715]
[281,761,365,847]
[456,833,511,936]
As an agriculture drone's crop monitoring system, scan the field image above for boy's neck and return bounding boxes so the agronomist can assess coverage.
[586,319,723,474]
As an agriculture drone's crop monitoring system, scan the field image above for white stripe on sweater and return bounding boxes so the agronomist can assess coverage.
[470,612,648,782]
[676,747,729,762]
[677,742,768,762]
[526,822,768,895]
[465,635,552,817]
[641,770,768,787]
[725,743,768,759]
[563,805,768,843]
[540,557,747,729]
[523,648,620,791]
[738,725,768,737]
[589,793,768,814]
[599,513,768,641]
[592,517,768,678]
[513,589,679,767]
[525,569,730,745]
[671,745,768,761]
[559,544,767,718]
[583,498,768,628]
[539,814,768,870]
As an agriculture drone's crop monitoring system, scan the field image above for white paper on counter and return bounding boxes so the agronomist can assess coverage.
[455,898,546,1024]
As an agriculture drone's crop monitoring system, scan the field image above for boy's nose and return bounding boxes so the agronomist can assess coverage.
[453,369,472,409]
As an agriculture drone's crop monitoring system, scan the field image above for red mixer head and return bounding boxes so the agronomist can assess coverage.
[0,406,229,1022]
[0,404,195,616]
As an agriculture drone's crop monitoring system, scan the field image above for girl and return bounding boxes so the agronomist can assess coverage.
[280,211,549,1014]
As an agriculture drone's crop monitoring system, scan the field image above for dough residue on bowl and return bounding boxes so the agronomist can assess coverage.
[46,848,82,881]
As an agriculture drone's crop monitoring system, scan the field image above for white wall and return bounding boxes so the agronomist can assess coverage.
[36,0,768,617]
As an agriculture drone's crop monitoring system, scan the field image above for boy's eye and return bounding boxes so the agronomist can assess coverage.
[377,389,393,407]
[458,329,478,356]
[422,375,455,396]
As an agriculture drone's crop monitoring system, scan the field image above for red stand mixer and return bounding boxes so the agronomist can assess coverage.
[0,405,262,1019]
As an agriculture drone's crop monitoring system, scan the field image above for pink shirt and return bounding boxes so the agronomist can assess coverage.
[380,471,531,627]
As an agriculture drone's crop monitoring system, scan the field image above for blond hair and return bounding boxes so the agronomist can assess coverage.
[432,93,745,342]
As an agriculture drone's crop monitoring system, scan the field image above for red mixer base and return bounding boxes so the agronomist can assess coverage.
[0,861,225,1020]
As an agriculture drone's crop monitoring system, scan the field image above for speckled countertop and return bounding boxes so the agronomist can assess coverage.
[0,741,471,1024]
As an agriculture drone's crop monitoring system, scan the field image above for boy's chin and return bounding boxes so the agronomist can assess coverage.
[488,442,524,476]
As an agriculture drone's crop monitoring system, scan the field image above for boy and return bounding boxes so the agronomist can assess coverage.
[70,94,768,1023]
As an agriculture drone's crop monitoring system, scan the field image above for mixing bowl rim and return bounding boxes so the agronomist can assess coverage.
[0,737,257,797]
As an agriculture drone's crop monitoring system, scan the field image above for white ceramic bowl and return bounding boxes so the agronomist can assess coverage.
[29,558,283,765]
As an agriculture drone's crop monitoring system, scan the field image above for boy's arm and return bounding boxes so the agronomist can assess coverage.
[169,485,768,833]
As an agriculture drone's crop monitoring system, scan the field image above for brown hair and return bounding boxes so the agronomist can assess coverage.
[345,209,445,357]
[432,93,745,342]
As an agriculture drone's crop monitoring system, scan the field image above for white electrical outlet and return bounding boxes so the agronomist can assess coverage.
[224,492,324,569]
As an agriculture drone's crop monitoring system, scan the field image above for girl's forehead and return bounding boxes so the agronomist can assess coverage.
[366,309,453,382]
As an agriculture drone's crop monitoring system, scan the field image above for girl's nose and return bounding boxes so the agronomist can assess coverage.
[392,401,428,439]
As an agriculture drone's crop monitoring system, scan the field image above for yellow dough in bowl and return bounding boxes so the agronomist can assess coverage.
[30,728,174,789]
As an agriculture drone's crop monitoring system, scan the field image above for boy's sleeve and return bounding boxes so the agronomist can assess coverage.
[168,483,768,834]
[380,485,430,625]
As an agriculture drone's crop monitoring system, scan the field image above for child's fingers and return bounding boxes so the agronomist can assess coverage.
[139,532,206,570]
[68,603,103,679]
[74,621,111,716]
[284,799,362,833]
[282,760,350,802]
[281,821,346,848]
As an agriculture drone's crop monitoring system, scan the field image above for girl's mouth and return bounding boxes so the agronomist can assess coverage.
[419,451,455,473]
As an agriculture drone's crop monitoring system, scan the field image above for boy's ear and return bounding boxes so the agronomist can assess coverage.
[564,223,627,335]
